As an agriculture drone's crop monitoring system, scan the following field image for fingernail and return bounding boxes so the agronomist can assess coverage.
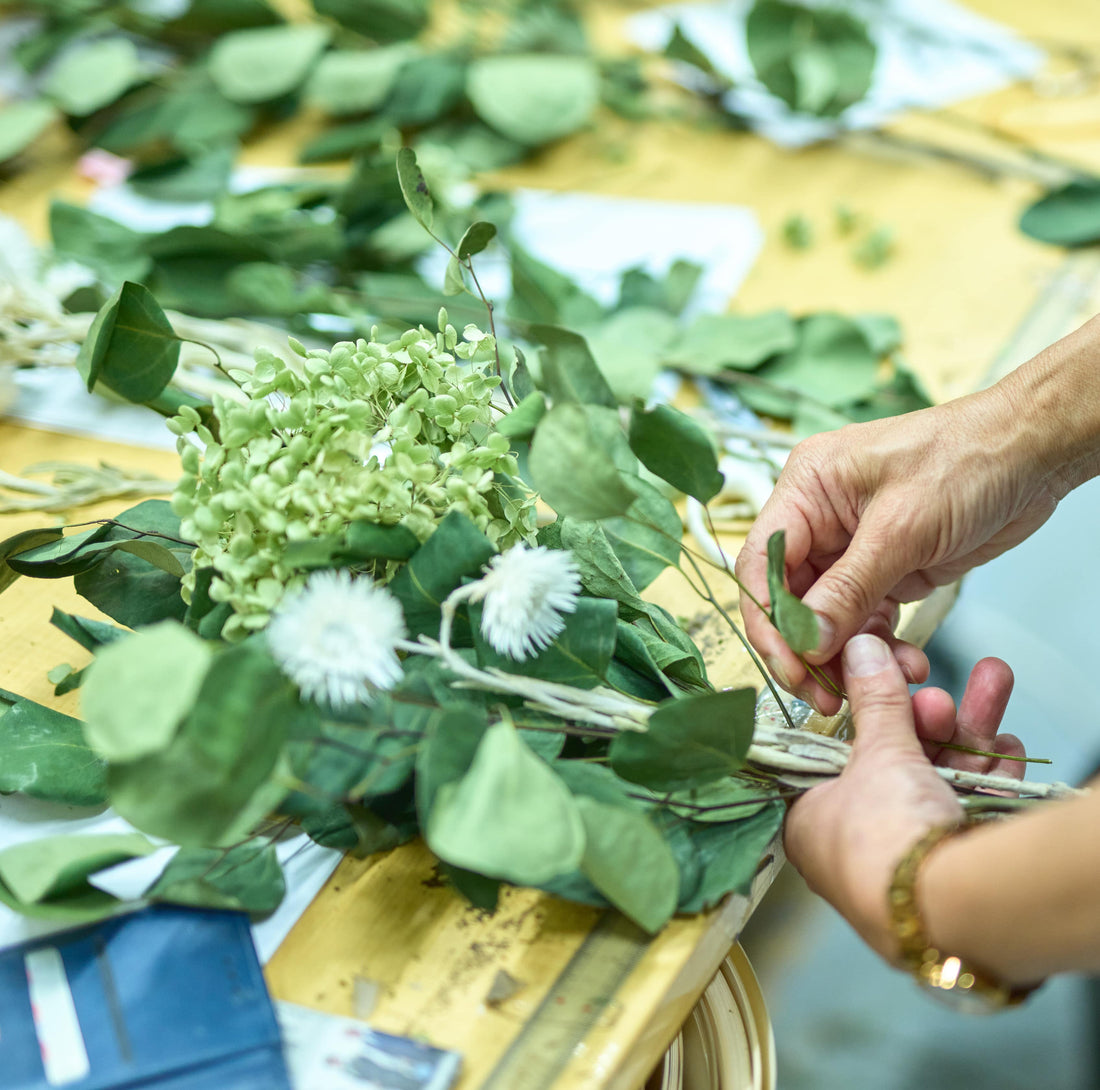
[765,655,792,690]
[813,613,835,653]
[843,634,891,677]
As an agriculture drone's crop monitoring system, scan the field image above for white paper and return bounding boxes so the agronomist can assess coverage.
[628,0,1044,147]
[420,188,763,317]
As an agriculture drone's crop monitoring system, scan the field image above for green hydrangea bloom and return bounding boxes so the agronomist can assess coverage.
[171,315,537,640]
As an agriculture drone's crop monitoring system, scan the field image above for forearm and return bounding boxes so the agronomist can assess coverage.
[992,313,1100,497]
[919,781,1100,985]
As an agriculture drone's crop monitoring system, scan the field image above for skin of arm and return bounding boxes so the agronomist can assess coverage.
[786,633,1100,986]
[735,314,1100,715]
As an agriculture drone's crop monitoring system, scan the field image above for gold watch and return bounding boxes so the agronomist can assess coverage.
[888,822,1040,1013]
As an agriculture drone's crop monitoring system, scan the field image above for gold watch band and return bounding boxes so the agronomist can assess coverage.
[888,820,1039,1012]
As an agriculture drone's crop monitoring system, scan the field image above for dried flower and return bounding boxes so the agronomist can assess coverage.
[266,570,406,707]
[474,545,581,661]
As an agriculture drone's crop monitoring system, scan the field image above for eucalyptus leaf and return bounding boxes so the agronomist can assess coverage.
[531,324,616,409]
[426,721,585,886]
[381,55,466,126]
[75,281,181,403]
[306,45,414,116]
[127,143,236,203]
[44,38,145,117]
[147,840,285,915]
[388,510,495,639]
[49,610,126,653]
[0,527,65,592]
[0,691,106,805]
[529,403,638,521]
[457,221,497,261]
[443,254,465,296]
[395,146,433,231]
[81,621,214,763]
[559,518,646,611]
[311,0,429,42]
[628,403,724,503]
[0,833,154,905]
[467,54,599,146]
[508,241,603,328]
[677,802,785,912]
[585,307,678,402]
[766,528,819,652]
[208,24,330,104]
[0,99,58,163]
[496,390,546,440]
[107,644,296,846]
[576,798,679,933]
[414,706,488,825]
[601,478,682,591]
[50,202,151,285]
[1019,180,1100,247]
[610,688,756,791]
[666,310,797,375]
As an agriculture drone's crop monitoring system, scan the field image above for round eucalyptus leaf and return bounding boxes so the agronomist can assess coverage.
[467,54,599,146]
[208,24,330,104]
[0,99,58,163]
[81,622,213,762]
[1019,180,1100,247]
[44,38,146,117]
[306,45,414,116]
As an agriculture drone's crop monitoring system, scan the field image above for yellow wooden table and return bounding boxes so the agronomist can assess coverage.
[4,2,1100,1086]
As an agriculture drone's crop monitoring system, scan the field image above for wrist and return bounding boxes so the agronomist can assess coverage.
[991,316,1100,497]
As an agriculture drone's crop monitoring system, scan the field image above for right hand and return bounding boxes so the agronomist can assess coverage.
[734,386,1063,714]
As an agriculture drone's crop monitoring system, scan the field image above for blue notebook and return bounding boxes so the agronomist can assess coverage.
[0,906,291,1090]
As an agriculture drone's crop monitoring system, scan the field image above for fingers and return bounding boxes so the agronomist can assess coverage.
[801,520,916,666]
[842,634,924,763]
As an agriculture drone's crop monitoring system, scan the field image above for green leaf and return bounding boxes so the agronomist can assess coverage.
[559,518,645,611]
[628,403,724,503]
[0,99,58,163]
[381,55,466,127]
[443,254,466,296]
[306,45,414,115]
[0,833,154,905]
[457,221,497,261]
[665,23,725,81]
[473,597,618,689]
[766,528,819,652]
[576,798,679,933]
[1019,180,1100,247]
[467,54,599,145]
[395,146,434,231]
[746,0,875,119]
[426,722,585,886]
[208,23,330,104]
[388,510,495,639]
[7,524,112,579]
[50,201,151,285]
[43,38,145,117]
[81,622,214,763]
[0,691,106,805]
[49,610,125,653]
[531,325,617,408]
[127,144,236,204]
[147,840,285,915]
[665,779,773,822]
[508,241,604,328]
[495,390,546,440]
[754,313,879,410]
[586,307,679,402]
[610,688,756,791]
[666,310,797,375]
[311,0,429,42]
[677,802,785,913]
[601,478,682,591]
[414,707,488,825]
[107,644,296,846]
[75,551,188,629]
[75,282,181,404]
[0,526,64,593]
[529,403,638,521]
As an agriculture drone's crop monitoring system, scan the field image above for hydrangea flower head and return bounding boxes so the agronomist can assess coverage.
[266,569,406,707]
[475,545,581,661]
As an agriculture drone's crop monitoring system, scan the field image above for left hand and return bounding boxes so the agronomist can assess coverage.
[783,634,1025,961]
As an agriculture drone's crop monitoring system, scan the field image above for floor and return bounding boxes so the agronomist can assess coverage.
[740,476,1100,1089]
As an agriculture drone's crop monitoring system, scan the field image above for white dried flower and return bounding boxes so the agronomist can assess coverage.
[474,545,581,661]
[266,570,406,707]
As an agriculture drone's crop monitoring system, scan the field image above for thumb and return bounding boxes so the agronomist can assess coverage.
[843,634,924,763]
[802,528,910,662]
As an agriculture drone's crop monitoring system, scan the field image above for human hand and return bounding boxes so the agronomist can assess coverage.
[734,388,1062,714]
[783,634,1024,961]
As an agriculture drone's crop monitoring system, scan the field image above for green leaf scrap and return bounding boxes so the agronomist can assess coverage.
[765,529,819,652]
